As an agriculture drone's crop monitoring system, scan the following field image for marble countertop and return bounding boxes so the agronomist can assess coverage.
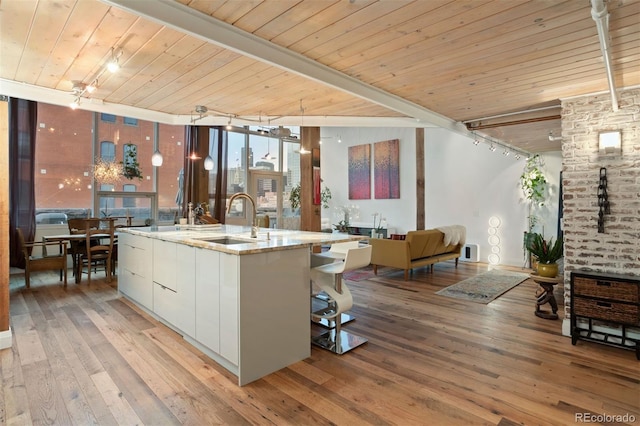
[120,225,366,255]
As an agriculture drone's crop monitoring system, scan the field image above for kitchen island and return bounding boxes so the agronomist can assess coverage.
[117,225,362,385]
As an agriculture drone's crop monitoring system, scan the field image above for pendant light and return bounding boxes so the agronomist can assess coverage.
[298,99,310,154]
[151,149,163,166]
[204,155,214,170]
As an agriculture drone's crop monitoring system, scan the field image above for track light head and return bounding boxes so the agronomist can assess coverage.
[69,97,80,109]
[71,81,86,95]
[107,59,119,73]
[107,48,121,73]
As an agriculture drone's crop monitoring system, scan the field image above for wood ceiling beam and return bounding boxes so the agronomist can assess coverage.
[101,0,466,133]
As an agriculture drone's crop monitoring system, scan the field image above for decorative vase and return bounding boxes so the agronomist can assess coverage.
[537,263,558,278]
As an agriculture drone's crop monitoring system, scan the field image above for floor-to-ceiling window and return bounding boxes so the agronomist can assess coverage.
[34,105,93,220]
[34,102,184,227]
[221,126,301,229]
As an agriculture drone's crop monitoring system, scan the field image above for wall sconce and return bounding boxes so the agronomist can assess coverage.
[599,130,621,154]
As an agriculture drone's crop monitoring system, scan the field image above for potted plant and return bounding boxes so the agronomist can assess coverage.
[333,219,349,233]
[526,233,563,277]
[371,213,386,238]
[289,184,301,212]
[320,185,332,209]
[520,154,547,266]
[519,154,547,206]
[289,183,332,210]
[121,145,143,180]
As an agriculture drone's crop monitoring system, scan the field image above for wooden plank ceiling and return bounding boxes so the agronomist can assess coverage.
[1,0,639,153]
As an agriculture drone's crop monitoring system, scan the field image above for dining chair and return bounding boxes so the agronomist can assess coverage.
[67,218,93,278]
[16,228,68,288]
[77,218,115,283]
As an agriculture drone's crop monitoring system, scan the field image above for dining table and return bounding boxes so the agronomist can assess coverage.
[44,232,118,283]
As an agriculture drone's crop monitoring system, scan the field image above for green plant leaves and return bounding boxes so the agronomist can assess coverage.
[520,154,547,206]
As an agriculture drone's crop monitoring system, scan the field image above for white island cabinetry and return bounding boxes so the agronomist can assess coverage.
[153,240,195,337]
[118,226,361,385]
[118,233,152,310]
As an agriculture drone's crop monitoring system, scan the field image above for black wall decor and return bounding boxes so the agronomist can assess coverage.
[597,167,610,233]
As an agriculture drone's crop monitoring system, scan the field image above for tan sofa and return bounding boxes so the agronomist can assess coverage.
[369,229,463,280]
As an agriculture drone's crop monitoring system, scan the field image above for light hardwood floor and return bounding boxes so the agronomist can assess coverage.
[3,261,639,425]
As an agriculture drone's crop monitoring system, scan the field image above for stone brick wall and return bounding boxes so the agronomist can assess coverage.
[561,88,640,331]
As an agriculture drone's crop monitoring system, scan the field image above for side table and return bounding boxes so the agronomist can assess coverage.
[530,273,562,320]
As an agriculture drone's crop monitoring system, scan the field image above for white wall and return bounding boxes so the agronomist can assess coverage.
[320,127,417,233]
[320,126,562,267]
[425,128,561,266]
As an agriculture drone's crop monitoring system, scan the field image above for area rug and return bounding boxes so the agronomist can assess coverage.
[435,269,529,304]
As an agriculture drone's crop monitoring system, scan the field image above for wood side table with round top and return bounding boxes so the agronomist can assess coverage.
[530,273,562,320]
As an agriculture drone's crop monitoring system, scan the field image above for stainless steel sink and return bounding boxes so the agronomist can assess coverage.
[196,237,256,245]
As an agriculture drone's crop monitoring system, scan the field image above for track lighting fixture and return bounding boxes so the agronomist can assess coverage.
[470,132,526,160]
[68,47,123,109]
[226,116,233,130]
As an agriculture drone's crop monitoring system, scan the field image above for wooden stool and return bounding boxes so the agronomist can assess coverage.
[530,274,562,320]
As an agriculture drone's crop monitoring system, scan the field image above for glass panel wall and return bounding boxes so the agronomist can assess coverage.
[96,192,153,227]
[33,102,185,227]
[220,125,301,229]
[35,104,94,221]
[249,134,280,172]
[157,123,184,223]
[225,131,249,224]
[282,139,302,230]
[94,111,154,223]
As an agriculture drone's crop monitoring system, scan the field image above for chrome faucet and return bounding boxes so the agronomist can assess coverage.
[227,192,258,238]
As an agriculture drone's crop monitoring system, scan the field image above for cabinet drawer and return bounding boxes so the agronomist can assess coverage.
[574,298,639,325]
[573,276,638,303]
